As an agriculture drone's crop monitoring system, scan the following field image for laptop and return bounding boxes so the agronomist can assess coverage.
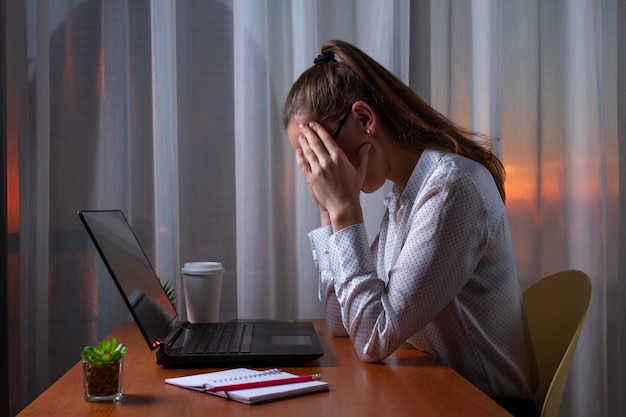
[77,210,323,367]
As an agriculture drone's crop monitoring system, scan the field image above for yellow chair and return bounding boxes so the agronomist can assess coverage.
[522,270,593,417]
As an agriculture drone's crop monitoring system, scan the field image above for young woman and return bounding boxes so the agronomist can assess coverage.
[282,40,538,417]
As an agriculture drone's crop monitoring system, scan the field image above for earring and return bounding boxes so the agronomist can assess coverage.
[366,129,372,136]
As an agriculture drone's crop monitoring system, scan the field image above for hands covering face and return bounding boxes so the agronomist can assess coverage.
[295,121,371,231]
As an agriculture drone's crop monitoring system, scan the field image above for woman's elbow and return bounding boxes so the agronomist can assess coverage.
[325,317,349,337]
[354,345,389,363]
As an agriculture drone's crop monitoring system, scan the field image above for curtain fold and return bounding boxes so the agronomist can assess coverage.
[150,0,180,315]
[234,0,297,319]
[4,1,623,416]
[174,0,237,322]
[22,0,52,401]
[290,1,327,319]
[616,2,626,416]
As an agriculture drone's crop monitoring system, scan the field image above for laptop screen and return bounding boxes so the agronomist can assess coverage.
[79,210,177,348]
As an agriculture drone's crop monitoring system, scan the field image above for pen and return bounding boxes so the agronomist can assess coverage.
[205,374,322,392]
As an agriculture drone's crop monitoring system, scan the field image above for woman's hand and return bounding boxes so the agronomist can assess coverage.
[295,122,371,232]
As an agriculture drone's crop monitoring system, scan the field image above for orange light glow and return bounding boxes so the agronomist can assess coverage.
[504,162,562,205]
[6,101,20,233]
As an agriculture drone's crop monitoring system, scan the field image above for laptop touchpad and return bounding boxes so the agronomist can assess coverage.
[272,335,312,345]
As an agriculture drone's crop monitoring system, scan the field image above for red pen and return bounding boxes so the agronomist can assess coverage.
[205,374,322,392]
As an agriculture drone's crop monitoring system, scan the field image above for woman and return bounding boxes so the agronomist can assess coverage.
[282,40,538,417]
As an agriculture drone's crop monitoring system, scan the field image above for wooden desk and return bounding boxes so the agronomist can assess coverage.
[18,320,511,416]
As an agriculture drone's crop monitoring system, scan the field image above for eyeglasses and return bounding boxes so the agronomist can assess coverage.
[330,107,352,141]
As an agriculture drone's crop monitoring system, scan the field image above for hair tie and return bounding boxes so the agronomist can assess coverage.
[313,51,336,65]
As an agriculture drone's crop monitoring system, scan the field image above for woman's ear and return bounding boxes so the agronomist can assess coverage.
[352,100,376,136]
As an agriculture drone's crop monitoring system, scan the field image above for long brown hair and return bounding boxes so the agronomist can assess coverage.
[283,40,506,201]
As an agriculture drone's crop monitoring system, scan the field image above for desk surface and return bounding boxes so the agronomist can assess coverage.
[18,320,511,417]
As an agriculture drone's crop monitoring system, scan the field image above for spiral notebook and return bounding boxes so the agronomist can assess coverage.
[165,368,329,404]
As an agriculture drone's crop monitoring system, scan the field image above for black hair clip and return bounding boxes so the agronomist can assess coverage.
[314,51,336,65]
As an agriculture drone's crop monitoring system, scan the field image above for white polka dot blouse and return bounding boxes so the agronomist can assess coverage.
[309,149,538,399]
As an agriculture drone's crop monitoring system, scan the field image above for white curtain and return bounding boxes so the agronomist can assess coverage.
[4,1,623,416]
[501,2,618,415]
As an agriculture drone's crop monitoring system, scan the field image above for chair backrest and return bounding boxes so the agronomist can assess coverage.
[522,270,593,417]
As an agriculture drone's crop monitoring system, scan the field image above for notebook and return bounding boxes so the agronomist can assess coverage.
[165,368,329,404]
[77,210,324,367]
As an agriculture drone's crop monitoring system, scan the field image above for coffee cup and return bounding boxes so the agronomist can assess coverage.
[181,262,224,323]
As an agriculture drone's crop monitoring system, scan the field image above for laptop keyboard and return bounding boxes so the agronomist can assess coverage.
[184,323,253,355]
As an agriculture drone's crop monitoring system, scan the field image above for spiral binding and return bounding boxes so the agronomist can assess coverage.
[204,368,281,386]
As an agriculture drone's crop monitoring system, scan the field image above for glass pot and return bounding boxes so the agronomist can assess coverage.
[82,359,123,402]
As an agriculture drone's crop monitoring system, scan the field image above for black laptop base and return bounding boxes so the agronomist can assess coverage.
[156,320,324,368]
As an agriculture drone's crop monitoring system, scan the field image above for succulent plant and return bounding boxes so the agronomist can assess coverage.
[81,338,127,365]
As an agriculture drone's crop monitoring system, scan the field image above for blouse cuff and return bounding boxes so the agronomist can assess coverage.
[308,225,333,271]
[328,223,376,286]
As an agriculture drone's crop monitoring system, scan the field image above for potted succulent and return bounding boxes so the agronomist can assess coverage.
[81,338,127,401]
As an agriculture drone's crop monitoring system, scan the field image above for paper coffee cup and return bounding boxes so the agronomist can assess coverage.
[181,262,224,323]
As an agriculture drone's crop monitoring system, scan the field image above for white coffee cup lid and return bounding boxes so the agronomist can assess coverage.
[181,262,224,275]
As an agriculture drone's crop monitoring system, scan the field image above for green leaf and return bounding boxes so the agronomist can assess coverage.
[81,338,127,365]
[160,279,177,305]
